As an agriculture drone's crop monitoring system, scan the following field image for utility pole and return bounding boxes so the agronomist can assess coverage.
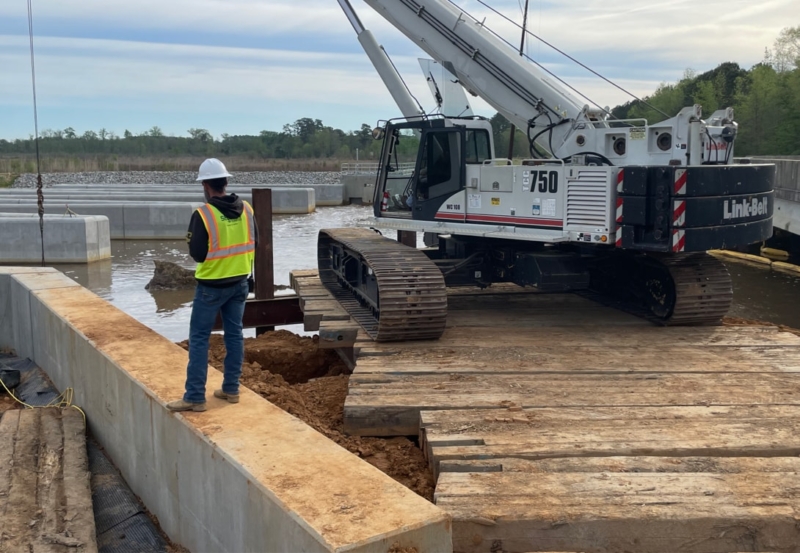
[507,0,530,161]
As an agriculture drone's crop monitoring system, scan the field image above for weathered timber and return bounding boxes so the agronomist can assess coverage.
[421,405,800,478]
[0,409,97,553]
[345,371,800,436]
[437,468,800,553]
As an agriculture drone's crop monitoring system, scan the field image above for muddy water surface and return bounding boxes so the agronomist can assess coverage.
[57,206,377,341]
[41,205,800,340]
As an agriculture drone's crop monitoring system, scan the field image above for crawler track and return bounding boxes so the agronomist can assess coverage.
[318,228,447,341]
[588,252,733,325]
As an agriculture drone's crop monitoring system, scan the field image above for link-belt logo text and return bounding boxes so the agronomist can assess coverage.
[723,197,768,220]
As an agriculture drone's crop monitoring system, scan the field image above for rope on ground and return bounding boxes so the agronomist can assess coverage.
[0,376,87,425]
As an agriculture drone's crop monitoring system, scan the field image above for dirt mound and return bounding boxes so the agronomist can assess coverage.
[146,261,196,291]
[176,331,434,500]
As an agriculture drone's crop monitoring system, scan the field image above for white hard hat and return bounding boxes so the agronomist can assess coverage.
[196,158,232,182]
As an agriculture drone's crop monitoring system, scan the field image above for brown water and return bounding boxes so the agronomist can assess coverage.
[56,205,379,341]
[34,205,800,341]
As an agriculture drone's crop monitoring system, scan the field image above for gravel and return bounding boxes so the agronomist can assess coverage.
[13,171,342,188]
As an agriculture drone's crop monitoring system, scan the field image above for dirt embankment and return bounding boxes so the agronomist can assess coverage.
[177,331,434,501]
[723,316,800,336]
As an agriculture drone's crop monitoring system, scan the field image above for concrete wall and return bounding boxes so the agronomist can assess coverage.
[2,186,326,208]
[341,175,376,205]
[0,267,452,553]
[46,184,343,206]
[738,158,800,237]
[0,214,111,263]
[0,202,201,239]
[746,157,800,203]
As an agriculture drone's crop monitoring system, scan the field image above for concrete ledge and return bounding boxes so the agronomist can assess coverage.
[0,214,111,263]
[0,268,452,552]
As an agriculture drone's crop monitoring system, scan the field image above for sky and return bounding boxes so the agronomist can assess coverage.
[0,0,797,141]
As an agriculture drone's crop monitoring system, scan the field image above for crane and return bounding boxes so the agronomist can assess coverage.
[319,0,775,342]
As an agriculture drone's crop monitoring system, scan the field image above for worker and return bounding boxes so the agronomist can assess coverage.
[167,158,257,412]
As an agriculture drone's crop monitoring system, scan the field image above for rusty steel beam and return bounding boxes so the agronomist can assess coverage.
[214,297,303,331]
[397,230,416,248]
[253,189,275,335]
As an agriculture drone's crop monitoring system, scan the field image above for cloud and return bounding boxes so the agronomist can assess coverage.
[0,0,796,139]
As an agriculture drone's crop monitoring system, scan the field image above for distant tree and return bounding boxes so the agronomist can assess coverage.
[766,26,800,72]
[98,128,108,141]
[82,130,98,140]
[187,128,213,142]
[63,127,76,139]
[285,118,324,143]
[147,126,164,137]
[123,130,133,139]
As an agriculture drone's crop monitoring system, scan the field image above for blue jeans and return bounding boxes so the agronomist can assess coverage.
[184,280,248,403]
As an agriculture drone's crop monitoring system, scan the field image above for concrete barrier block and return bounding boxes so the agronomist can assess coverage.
[0,204,126,239]
[270,187,316,214]
[0,214,111,263]
[263,184,344,206]
[121,202,203,240]
[3,273,452,553]
[342,175,376,204]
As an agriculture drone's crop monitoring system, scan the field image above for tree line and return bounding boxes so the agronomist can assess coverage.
[2,26,798,160]
[613,26,800,155]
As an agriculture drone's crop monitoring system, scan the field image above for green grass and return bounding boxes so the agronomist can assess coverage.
[0,173,17,188]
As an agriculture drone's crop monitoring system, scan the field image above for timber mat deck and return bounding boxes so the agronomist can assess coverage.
[0,408,97,553]
[291,270,800,552]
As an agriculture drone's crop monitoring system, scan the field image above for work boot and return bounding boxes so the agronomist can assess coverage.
[213,389,240,404]
[166,399,207,412]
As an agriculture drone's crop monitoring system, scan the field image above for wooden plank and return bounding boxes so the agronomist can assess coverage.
[355,325,800,353]
[300,298,350,314]
[421,405,800,478]
[438,455,800,475]
[354,345,800,375]
[437,469,800,553]
[344,372,800,436]
[0,410,20,499]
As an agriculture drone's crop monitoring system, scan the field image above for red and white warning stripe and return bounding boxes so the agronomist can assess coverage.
[672,229,686,252]
[674,168,687,196]
[615,226,623,248]
[673,199,686,227]
[616,169,624,194]
[616,197,624,224]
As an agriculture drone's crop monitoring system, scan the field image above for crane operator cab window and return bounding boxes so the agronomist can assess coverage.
[465,130,491,164]
[411,129,464,220]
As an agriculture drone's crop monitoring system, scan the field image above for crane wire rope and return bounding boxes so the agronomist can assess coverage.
[506,0,529,159]
[27,0,45,267]
[455,0,670,119]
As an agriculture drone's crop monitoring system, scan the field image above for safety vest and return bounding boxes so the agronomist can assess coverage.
[194,201,255,281]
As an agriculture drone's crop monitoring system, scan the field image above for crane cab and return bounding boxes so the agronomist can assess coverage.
[373,116,494,221]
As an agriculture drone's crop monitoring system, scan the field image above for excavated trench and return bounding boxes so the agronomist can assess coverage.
[176,330,435,501]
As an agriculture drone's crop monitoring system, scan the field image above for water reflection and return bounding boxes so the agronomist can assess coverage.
[152,289,194,313]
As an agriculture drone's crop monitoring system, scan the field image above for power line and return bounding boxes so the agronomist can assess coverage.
[458,0,670,119]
